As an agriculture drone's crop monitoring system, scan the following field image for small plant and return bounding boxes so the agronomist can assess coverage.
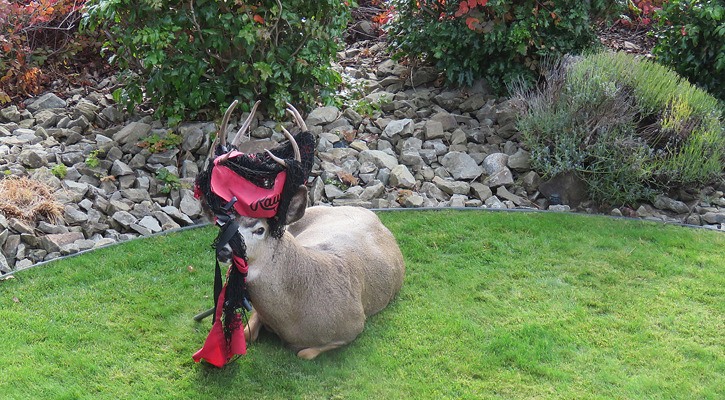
[85,150,100,168]
[156,168,181,194]
[51,164,67,179]
[653,0,725,101]
[138,132,182,153]
[515,52,724,206]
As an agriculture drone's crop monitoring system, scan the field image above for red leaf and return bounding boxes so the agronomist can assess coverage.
[466,16,479,30]
[468,0,477,7]
[478,0,488,5]
[454,2,469,17]
[253,14,264,24]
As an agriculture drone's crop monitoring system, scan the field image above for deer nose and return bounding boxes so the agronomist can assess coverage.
[216,244,233,263]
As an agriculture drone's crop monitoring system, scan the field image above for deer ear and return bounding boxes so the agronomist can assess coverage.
[285,185,308,224]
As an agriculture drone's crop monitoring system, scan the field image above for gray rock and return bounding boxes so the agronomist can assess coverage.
[64,206,89,224]
[137,216,162,233]
[433,176,470,195]
[147,149,179,165]
[507,149,531,171]
[470,182,493,201]
[111,160,134,176]
[179,123,205,152]
[37,221,69,234]
[701,212,725,224]
[324,184,346,200]
[482,153,509,175]
[430,111,458,132]
[359,150,399,170]
[0,253,10,274]
[450,194,467,208]
[121,188,151,203]
[73,100,99,121]
[27,93,66,112]
[382,118,413,140]
[8,218,34,235]
[496,186,528,206]
[112,211,138,229]
[93,238,117,248]
[40,231,85,253]
[433,90,463,112]
[151,211,181,231]
[483,168,514,188]
[1,105,21,123]
[424,120,445,140]
[360,182,386,201]
[420,181,450,202]
[402,193,425,208]
[520,171,541,193]
[307,106,341,126]
[389,165,416,189]
[112,122,152,145]
[549,204,572,212]
[160,205,194,225]
[484,196,506,209]
[440,152,482,180]
[18,149,47,169]
[653,195,690,214]
[179,189,202,219]
[130,223,153,236]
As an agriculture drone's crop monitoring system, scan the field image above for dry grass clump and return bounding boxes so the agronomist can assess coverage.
[0,176,63,223]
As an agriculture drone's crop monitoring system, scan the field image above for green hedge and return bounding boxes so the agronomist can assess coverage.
[83,0,352,123]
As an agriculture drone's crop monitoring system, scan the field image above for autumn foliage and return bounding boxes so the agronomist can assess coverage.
[0,0,96,104]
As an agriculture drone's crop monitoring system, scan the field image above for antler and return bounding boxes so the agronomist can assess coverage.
[206,100,239,160]
[266,103,305,168]
[231,100,262,147]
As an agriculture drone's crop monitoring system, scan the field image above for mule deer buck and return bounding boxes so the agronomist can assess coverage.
[194,101,405,361]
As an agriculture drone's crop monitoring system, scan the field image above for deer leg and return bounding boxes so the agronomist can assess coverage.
[296,341,347,360]
[244,312,262,342]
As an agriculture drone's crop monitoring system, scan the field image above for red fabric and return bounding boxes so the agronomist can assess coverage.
[193,256,249,367]
[210,151,287,218]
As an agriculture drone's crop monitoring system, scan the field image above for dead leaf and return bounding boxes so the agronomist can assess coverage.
[187,265,195,273]
[336,171,359,187]
[0,275,15,282]
[12,296,20,303]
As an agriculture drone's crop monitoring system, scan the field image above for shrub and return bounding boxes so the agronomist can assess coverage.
[515,52,725,206]
[385,0,622,93]
[0,0,96,104]
[653,0,725,101]
[82,0,353,124]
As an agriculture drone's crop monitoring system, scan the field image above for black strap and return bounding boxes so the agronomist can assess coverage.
[212,218,239,324]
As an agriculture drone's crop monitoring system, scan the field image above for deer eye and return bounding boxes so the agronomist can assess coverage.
[253,227,265,236]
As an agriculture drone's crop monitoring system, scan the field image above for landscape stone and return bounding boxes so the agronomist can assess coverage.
[389,165,416,189]
[40,231,85,253]
[482,153,509,175]
[653,195,690,214]
[507,149,531,171]
[138,216,162,233]
[440,152,482,180]
[433,176,470,195]
[27,93,66,112]
[482,168,514,188]
[359,150,398,170]
[382,118,413,139]
[306,106,340,126]
[539,171,588,206]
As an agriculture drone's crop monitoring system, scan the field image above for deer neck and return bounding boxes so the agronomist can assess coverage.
[247,231,323,283]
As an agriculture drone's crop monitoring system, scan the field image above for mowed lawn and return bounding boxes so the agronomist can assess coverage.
[0,210,723,399]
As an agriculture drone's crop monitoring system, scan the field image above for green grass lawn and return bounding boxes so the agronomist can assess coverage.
[1,211,723,399]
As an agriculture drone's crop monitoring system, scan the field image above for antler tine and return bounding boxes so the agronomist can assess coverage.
[281,126,301,162]
[285,102,308,132]
[231,100,262,147]
[219,100,238,148]
[265,149,287,168]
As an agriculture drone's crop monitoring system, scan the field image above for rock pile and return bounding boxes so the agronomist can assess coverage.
[1,41,723,273]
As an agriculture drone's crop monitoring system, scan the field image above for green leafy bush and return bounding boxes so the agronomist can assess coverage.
[515,52,724,206]
[82,0,352,123]
[386,0,621,93]
[653,0,725,101]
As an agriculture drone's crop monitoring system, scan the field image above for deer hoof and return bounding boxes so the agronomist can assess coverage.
[296,348,323,360]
